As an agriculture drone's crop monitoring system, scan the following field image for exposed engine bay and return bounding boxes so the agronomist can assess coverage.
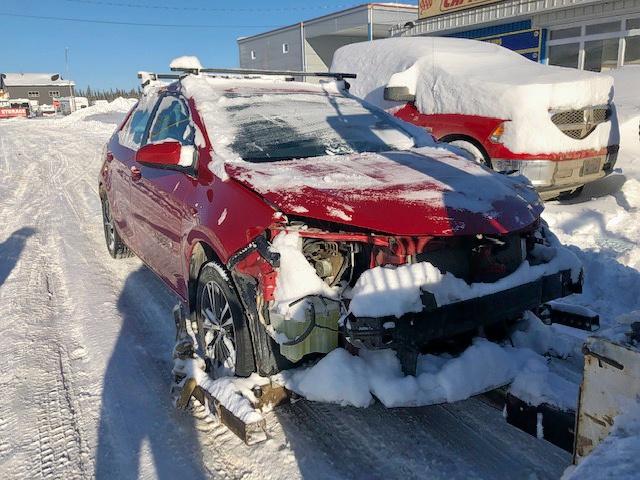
[230,218,581,372]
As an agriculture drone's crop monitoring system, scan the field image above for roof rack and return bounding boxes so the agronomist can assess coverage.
[169,66,356,81]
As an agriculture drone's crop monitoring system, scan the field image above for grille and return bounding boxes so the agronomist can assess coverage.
[551,105,610,140]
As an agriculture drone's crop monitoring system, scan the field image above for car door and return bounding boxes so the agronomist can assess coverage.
[130,94,198,297]
[109,95,157,245]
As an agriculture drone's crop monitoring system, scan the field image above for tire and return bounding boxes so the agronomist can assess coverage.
[101,194,132,259]
[195,262,255,378]
[446,139,492,168]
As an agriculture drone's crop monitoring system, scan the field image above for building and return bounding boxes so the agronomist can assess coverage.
[0,73,75,106]
[391,0,640,72]
[237,3,417,74]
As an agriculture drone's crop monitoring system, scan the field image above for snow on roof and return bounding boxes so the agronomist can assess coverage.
[331,37,616,154]
[2,73,75,87]
[169,56,203,71]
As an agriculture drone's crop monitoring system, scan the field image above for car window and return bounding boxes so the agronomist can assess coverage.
[147,96,194,146]
[224,90,416,163]
[118,92,157,149]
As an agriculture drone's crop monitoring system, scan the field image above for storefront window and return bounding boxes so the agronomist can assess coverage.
[584,38,619,71]
[626,18,640,30]
[550,27,581,40]
[624,36,640,65]
[586,21,621,35]
[548,43,580,68]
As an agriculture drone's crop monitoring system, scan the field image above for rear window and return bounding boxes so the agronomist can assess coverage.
[224,90,415,162]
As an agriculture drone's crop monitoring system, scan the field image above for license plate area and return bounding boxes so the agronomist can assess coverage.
[581,157,601,176]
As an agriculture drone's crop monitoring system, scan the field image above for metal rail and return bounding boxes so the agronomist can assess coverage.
[170,66,356,80]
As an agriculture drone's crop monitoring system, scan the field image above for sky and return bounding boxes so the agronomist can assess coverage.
[2,0,417,91]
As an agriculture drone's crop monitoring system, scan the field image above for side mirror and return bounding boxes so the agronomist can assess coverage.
[136,141,182,166]
[383,86,416,103]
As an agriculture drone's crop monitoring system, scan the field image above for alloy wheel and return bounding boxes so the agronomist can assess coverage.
[102,199,115,252]
[200,280,237,376]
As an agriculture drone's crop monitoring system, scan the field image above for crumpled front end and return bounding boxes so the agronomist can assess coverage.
[227,219,583,371]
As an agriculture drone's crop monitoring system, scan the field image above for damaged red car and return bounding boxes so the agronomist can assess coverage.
[99,66,583,376]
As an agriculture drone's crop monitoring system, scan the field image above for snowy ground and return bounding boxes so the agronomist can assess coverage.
[0,86,638,478]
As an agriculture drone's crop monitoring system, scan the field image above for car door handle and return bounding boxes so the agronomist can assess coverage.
[131,166,142,181]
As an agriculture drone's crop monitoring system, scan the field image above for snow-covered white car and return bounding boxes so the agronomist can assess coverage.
[332,37,620,200]
[99,61,583,376]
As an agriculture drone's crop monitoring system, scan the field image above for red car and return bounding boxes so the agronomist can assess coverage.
[332,38,620,200]
[99,67,582,376]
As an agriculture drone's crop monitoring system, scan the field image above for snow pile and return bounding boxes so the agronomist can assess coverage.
[280,339,550,408]
[59,97,136,125]
[169,55,203,71]
[563,405,640,479]
[270,231,337,321]
[332,37,616,154]
[610,66,640,156]
[349,226,581,318]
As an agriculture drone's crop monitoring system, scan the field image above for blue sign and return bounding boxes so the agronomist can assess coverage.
[480,29,541,61]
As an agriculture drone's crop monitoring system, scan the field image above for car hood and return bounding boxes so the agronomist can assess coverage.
[225,149,543,236]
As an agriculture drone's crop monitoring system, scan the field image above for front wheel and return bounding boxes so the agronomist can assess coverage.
[446,139,491,168]
[195,262,255,378]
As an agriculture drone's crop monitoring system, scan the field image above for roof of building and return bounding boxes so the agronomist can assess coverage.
[1,73,75,87]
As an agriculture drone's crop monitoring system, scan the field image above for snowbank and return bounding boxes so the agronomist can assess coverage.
[609,66,640,163]
[59,97,136,126]
[331,37,616,154]
[280,339,552,408]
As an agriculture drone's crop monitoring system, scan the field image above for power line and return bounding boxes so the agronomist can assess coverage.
[59,0,363,13]
[0,12,281,28]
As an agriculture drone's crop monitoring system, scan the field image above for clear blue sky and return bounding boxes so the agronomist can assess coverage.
[2,0,416,91]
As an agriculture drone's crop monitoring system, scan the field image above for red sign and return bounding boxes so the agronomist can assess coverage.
[0,108,28,119]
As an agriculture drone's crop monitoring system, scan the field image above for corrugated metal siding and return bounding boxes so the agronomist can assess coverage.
[238,26,303,70]
[304,9,369,37]
[534,0,640,26]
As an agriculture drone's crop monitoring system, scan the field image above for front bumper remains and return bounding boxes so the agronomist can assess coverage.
[344,269,582,374]
[493,145,619,199]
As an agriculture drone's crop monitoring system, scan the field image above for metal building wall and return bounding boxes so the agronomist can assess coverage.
[238,25,304,71]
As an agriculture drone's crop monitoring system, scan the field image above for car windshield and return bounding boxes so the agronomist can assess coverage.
[224,89,416,162]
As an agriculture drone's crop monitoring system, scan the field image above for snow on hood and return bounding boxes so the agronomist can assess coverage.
[227,148,543,236]
[179,75,435,181]
[331,37,617,155]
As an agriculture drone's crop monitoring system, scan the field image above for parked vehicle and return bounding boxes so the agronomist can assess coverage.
[0,99,30,119]
[59,96,89,115]
[331,37,620,200]
[99,63,582,376]
[38,104,56,117]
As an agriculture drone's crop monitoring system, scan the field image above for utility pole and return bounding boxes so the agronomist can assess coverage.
[65,47,76,113]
